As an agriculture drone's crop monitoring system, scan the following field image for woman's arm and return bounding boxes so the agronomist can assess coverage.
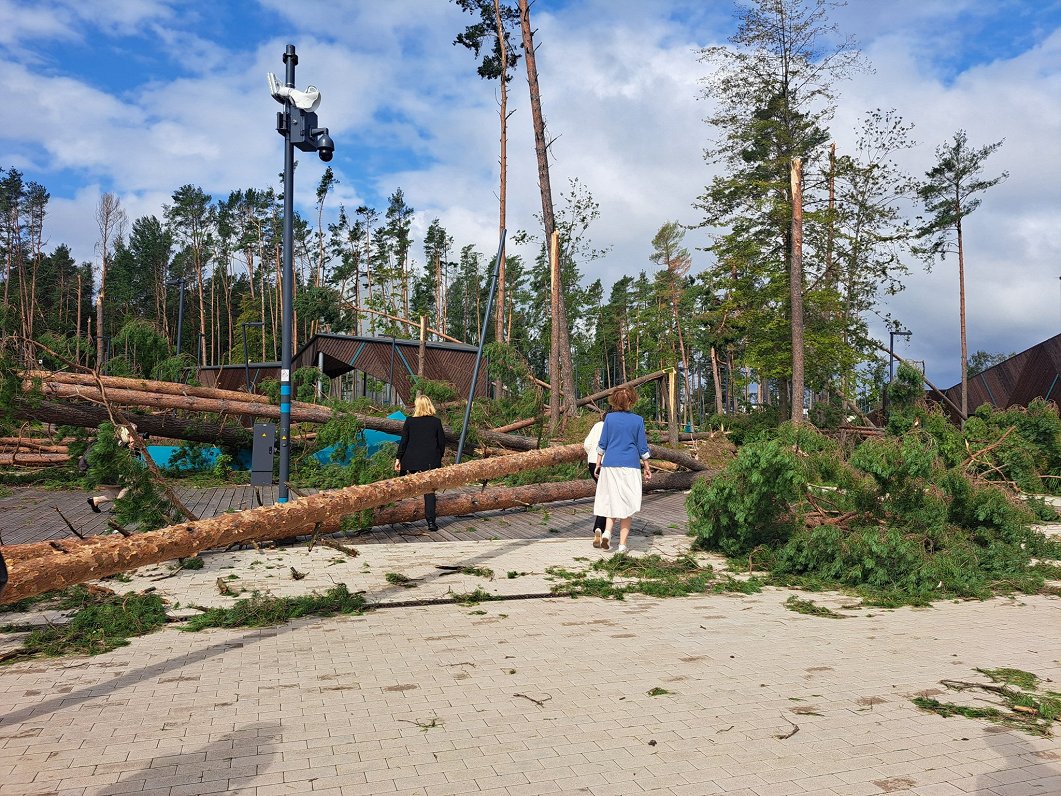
[434,417,446,459]
[637,416,651,479]
[395,418,411,472]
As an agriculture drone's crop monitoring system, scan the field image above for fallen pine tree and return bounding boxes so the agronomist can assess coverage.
[364,470,707,529]
[0,442,591,603]
[9,398,251,448]
[18,374,709,471]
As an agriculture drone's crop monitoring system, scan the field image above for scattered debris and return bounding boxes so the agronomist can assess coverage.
[514,692,552,707]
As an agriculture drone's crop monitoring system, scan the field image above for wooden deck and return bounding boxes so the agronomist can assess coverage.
[0,484,692,547]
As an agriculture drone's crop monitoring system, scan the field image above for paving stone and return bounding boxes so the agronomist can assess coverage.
[1,491,1059,795]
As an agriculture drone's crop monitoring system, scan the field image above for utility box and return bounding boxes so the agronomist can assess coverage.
[251,422,276,487]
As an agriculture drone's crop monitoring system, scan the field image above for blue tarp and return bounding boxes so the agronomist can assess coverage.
[312,410,405,465]
[145,411,406,472]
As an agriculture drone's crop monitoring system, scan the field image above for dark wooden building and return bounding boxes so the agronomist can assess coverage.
[198,333,488,405]
[938,332,1061,414]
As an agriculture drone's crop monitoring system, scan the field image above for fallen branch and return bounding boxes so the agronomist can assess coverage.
[53,507,85,539]
[514,693,552,707]
[774,715,800,740]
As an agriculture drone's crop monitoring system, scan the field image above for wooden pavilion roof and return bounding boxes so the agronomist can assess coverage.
[937,331,1061,415]
[198,333,488,404]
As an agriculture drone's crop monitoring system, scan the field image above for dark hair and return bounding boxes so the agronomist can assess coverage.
[608,386,637,411]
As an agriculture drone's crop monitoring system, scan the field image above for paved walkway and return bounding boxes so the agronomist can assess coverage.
[0,493,1059,795]
[0,485,690,547]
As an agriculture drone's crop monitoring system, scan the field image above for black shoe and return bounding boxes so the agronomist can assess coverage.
[427,522,439,532]
[87,498,102,513]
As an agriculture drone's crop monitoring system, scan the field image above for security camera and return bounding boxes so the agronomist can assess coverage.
[315,130,335,162]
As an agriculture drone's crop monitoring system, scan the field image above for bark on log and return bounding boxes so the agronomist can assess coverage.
[21,381,710,470]
[0,443,586,604]
[33,382,331,423]
[9,399,251,448]
[0,437,71,453]
[0,453,70,465]
[26,371,275,404]
[365,470,706,527]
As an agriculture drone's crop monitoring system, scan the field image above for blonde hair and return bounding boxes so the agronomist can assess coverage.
[413,394,437,417]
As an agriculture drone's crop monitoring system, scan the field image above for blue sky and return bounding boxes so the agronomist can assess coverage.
[2,0,1060,389]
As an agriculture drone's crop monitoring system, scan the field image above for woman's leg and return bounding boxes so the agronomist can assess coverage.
[424,491,438,529]
[618,517,632,550]
[589,463,605,545]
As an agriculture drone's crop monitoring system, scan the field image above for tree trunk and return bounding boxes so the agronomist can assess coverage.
[76,273,83,367]
[418,315,427,380]
[549,231,561,433]
[9,399,251,448]
[956,208,968,419]
[520,0,575,423]
[710,346,724,416]
[667,368,679,446]
[363,470,705,529]
[490,369,668,433]
[0,443,587,604]
[493,0,510,397]
[0,453,70,466]
[789,157,806,424]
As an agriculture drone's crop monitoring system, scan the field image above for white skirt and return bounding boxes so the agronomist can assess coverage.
[593,467,643,519]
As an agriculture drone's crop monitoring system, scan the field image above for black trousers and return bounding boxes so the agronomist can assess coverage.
[587,463,607,532]
[401,467,437,524]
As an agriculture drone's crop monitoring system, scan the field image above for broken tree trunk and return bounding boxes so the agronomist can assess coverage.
[19,380,709,469]
[9,399,251,448]
[0,443,586,604]
[364,470,706,528]
[491,369,668,433]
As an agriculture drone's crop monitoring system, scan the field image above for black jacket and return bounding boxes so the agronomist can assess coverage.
[397,415,446,472]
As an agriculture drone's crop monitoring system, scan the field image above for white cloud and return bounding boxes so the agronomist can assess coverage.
[3,0,1058,391]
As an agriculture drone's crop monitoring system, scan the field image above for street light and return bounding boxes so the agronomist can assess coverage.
[242,321,265,392]
[270,44,335,504]
[884,327,912,417]
[166,278,186,355]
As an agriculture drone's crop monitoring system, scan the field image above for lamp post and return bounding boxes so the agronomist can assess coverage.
[271,44,335,504]
[884,328,912,417]
[242,321,264,392]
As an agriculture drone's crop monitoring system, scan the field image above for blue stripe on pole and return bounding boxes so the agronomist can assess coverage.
[280,402,291,412]
[280,385,292,395]
[277,496,289,503]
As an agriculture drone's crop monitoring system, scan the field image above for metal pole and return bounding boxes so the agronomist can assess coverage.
[885,331,895,418]
[389,336,396,406]
[243,323,251,392]
[278,44,297,504]
[455,229,506,464]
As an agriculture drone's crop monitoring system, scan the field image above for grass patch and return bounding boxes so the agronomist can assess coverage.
[178,556,205,571]
[784,595,846,618]
[1,588,167,663]
[182,584,366,631]
[647,687,671,697]
[385,572,418,588]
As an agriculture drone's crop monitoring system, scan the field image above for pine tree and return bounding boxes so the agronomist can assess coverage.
[917,130,1008,418]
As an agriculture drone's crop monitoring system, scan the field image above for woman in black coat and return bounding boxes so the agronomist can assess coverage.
[394,394,447,531]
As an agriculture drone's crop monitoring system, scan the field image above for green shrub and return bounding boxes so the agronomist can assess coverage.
[688,438,805,556]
